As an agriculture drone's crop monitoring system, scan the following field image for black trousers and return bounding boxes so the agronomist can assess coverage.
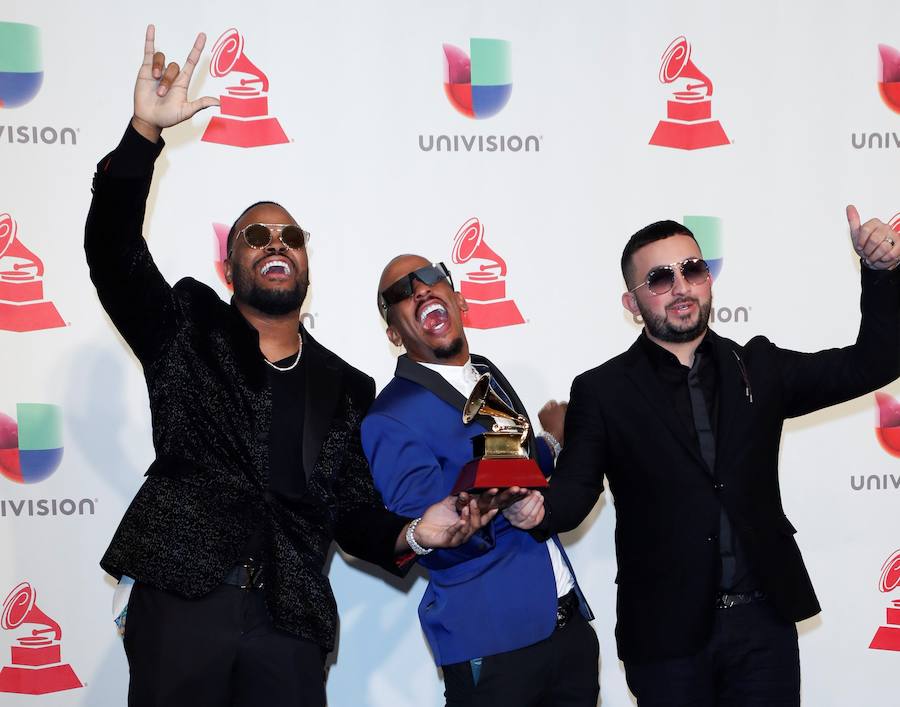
[623,600,800,707]
[123,582,326,707]
[441,610,600,707]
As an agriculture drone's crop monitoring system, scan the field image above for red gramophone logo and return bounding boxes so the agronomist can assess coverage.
[870,549,900,651]
[0,213,65,332]
[649,36,729,150]
[451,218,524,329]
[0,582,81,694]
[201,28,289,148]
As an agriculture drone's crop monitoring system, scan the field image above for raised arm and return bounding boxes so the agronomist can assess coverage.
[776,205,900,418]
[85,26,218,363]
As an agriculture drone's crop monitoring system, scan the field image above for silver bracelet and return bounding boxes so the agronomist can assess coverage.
[542,431,562,457]
[406,517,433,555]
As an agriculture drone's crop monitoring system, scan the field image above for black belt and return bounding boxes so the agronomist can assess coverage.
[222,559,265,590]
[714,589,766,609]
[556,589,579,629]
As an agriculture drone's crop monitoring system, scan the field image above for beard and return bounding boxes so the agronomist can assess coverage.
[232,264,309,316]
[637,295,711,343]
[433,337,465,360]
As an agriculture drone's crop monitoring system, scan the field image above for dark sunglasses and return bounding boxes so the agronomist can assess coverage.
[630,257,710,296]
[378,262,454,319]
[230,223,309,256]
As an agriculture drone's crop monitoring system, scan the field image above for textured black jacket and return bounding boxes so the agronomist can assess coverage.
[85,127,408,652]
[542,267,900,663]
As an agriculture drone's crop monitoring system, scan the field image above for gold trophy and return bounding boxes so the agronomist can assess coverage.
[450,373,549,494]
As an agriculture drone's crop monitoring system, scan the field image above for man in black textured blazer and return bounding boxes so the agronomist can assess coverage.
[539,215,900,706]
[85,27,492,707]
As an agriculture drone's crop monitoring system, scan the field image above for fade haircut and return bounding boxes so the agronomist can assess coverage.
[620,220,698,288]
[226,201,287,258]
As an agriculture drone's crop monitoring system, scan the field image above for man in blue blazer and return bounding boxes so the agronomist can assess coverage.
[361,255,599,706]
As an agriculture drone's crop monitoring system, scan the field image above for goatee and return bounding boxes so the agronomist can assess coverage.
[434,337,465,360]
[638,296,711,344]
[232,266,309,316]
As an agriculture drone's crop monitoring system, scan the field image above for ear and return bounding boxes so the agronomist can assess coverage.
[224,258,233,284]
[385,325,403,348]
[621,290,640,316]
[454,291,468,312]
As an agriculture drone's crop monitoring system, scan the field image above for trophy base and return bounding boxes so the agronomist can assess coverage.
[869,625,900,651]
[451,458,549,495]
[462,299,525,329]
[0,299,65,332]
[649,120,729,150]
[0,663,81,695]
[201,116,289,148]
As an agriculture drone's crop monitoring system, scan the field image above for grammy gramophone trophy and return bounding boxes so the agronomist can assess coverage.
[450,373,549,494]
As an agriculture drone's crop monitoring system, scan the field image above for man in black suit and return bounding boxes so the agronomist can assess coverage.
[539,214,900,705]
[86,27,492,707]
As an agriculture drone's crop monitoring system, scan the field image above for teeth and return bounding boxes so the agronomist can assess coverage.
[419,302,446,324]
[261,259,291,276]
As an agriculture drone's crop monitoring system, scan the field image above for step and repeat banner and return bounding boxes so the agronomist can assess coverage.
[2,1,899,704]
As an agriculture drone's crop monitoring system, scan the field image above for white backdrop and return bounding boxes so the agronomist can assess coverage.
[2,1,900,704]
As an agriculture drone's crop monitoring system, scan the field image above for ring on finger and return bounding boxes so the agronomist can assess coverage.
[887,236,896,248]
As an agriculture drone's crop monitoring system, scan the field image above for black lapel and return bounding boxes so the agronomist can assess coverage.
[708,330,747,458]
[395,355,494,432]
[623,337,708,468]
[301,329,342,480]
[471,354,539,458]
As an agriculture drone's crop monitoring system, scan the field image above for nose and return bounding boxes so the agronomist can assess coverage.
[670,266,691,296]
[411,277,432,300]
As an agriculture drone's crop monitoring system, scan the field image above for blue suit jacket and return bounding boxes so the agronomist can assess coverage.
[361,354,591,666]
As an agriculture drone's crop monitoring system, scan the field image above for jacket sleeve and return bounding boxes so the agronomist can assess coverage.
[332,376,413,576]
[84,124,180,364]
[361,412,496,570]
[538,372,607,535]
[773,265,900,418]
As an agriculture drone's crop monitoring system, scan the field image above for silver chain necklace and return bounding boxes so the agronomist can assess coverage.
[264,334,303,372]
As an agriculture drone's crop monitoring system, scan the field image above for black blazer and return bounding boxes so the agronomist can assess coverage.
[544,266,900,663]
[85,128,408,653]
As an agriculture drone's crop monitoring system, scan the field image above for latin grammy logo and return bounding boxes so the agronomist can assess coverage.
[0,213,65,332]
[201,28,289,148]
[870,549,900,651]
[451,217,524,330]
[0,582,81,694]
[649,36,729,151]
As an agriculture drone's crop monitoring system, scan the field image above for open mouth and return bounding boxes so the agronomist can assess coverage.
[668,298,696,316]
[259,258,292,280]
[418,301,450,334]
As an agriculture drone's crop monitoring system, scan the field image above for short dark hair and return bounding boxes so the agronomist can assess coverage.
[226,200,287,257]
[620,220,697,287]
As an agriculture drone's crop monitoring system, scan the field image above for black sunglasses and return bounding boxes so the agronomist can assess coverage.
[230,223,309,256]
[378,262,454,319]
[630,257,710,296]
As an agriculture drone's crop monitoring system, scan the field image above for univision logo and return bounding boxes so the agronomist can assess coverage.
[0,22,78,146]
[0,22,42,109]
[850,44,900,150]
[443,38,512,119]
[419,38,540,154]
[0,404,63,484]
